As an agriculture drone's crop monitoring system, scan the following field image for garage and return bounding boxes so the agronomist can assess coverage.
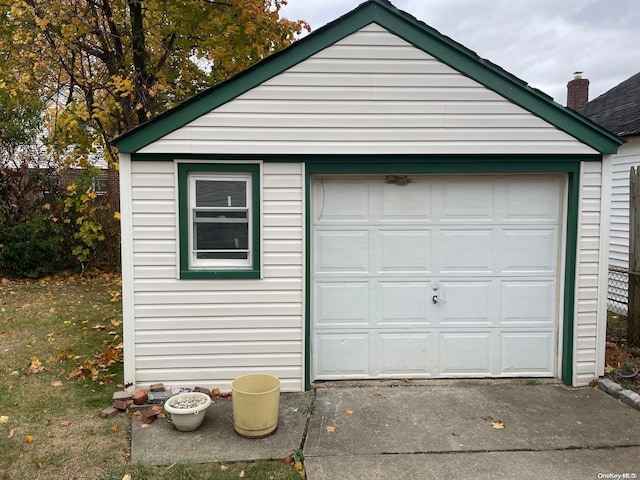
[115,0,622,392]
[312,174,563,379]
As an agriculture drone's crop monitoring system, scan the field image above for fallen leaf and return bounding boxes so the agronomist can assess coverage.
[325,425,335,433]
[25,435,34,443]
[220,465,228,471]
[0,416,8,424]
[111,423,118,432]
[346,409,354,415]
[26,357,44,375]
[140,423,150,429]
[294,461,303,471]
[239,470,245,478]
[34,457,43,469]
[49,307,59,314]
[59,420,71,427]
[122,475,132,480]
[8,429,15,438]
[50,381,63,387]
[491,420,505,429]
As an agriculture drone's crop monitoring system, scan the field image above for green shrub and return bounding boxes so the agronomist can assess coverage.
[0,214,76,278]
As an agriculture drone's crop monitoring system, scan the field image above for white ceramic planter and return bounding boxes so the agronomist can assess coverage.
[164,392,212,432]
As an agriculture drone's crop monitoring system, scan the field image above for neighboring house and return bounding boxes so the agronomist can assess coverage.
[574,72,640,313]
[115,0,622,392]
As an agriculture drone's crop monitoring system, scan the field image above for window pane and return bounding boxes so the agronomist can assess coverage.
[196,180,246,208]
[195,223,248,255]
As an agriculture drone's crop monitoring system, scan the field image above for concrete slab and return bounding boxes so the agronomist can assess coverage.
[130,382,640,477]
[130,391,313,465]
[304,383,640,458]
[304,448,640,480]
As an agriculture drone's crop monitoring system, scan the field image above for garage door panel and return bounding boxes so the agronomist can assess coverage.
[379,333,434,376]
[379,230,431,273]
[380,180,432,220]
[315,282,369,327]
[314,333,369,378]
[315,180,369,222]
[501,229,557,272]
[503,178,561,222]
[501,281,555,326]
[377,282,432,326]
[439,179,495,222]
[439,332,493,375]
[439,229,494,273]
[438,281,493,326]
[315,230,370,273]
[500,331,554,375]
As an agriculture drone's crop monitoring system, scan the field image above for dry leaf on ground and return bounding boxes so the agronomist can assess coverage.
[346,409,354,415]
[491,420,505,429]
[325,425,335,433]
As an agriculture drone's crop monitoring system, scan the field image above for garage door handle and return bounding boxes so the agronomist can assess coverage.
[432,295,446,305]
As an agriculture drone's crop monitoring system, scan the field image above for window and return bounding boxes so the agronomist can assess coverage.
[178,163,260,279]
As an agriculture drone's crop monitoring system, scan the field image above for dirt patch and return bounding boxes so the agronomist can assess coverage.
[605,313,640,393]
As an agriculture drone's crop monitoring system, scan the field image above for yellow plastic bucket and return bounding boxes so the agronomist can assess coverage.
[231,374,281,438]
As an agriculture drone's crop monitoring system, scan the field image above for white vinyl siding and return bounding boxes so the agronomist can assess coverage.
[606,140,640,314]
[126,161,304,392]
[610,141,640,269]
[138,24,597,157]
[574,161,604,386]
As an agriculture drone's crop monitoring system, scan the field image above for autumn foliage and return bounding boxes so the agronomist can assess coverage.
[0,0,309,277]
[0,0,309,166]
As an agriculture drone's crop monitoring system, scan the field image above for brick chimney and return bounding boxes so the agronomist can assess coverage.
[567,71,589,110]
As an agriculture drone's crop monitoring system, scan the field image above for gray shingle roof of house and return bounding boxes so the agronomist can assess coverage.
[579,71,640,137]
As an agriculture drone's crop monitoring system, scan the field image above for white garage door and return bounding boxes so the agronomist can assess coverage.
[312,175,563,380]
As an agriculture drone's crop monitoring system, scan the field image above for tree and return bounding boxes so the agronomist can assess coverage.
[0,0,309,167]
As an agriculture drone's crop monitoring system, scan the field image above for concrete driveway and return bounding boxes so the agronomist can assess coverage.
[131,381,640,479]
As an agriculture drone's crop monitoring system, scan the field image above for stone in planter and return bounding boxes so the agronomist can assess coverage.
[164,392,212,432]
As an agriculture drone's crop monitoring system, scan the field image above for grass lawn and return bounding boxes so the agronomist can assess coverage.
[0,274,301,480]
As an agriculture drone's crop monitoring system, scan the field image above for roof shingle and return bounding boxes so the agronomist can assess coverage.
[579,71,640,137]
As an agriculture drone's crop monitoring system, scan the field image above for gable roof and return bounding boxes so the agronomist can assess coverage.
[579,71,640,137]
[115,0,622,154]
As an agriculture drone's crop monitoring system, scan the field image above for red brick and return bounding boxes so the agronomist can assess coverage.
[132,391,148,405]
[101,406,119,418]
[194,386,211,397]
[141,408,158,424]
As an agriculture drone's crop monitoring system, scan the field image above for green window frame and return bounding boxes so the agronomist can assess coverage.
[178,163,261,279]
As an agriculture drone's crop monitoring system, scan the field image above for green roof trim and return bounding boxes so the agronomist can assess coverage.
[114,0,622,154]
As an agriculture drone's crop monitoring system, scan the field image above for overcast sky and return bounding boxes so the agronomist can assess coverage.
[280,0,640,105]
